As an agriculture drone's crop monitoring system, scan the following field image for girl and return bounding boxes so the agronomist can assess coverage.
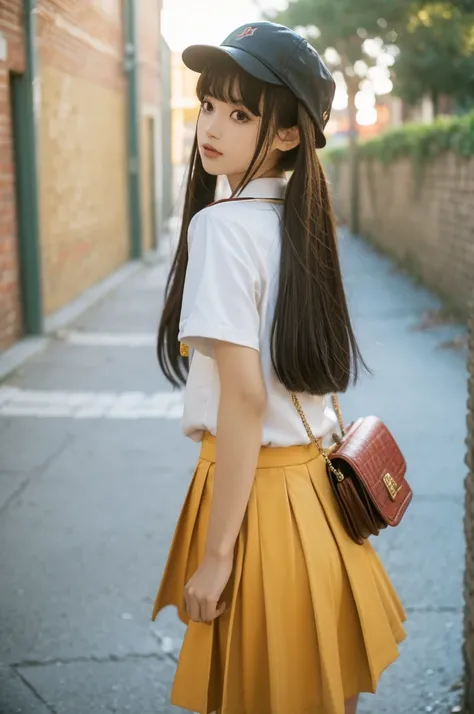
[152,21,406,714]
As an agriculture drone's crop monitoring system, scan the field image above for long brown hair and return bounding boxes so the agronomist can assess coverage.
[157,55,370,393]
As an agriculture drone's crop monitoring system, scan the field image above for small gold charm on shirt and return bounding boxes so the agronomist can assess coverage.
[180,342,190,357]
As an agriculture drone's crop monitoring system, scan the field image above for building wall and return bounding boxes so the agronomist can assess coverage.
[137,0,160,106]
[137,0,161,253]
[160,37,173,229]
[36,0,129,316]
[140,114,154,253]
[171,52,199,166]
[0,0,164,350]
[331,152,474,315]
[0,1,25,351]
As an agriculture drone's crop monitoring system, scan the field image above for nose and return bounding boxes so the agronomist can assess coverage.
[204,111,221,141]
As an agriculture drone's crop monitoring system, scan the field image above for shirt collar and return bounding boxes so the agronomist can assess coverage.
[235,177,287,201]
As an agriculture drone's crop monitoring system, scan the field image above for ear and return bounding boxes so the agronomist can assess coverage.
[273,126,300,153]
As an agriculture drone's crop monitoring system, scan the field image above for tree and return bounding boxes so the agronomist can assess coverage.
[267,0,474,228]
[392,4,474,115]
[267,0,412,232]
[451,0,474,10]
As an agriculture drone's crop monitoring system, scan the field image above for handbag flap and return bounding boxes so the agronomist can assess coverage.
[331,416,411,526]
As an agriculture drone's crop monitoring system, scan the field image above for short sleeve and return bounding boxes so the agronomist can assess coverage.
[178,208,262,358]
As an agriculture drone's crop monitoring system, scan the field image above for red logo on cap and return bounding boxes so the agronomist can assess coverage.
[236,26,258,39]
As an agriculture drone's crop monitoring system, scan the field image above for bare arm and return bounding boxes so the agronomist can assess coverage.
[183,342,266,623]
[205,341,266,558]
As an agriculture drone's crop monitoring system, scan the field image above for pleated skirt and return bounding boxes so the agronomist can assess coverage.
[151,433,407,714]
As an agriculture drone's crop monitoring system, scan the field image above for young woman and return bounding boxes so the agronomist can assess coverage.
[152,21,406,714]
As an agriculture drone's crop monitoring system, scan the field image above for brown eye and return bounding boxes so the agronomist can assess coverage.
[231,110,250,123]
[201,100,213,113]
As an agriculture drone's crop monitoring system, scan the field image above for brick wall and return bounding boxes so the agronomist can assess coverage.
[36,0,130,315]
[465,301,474,710]
[0,1,163,348]
[0,0,25,351]
[331,152,474,315]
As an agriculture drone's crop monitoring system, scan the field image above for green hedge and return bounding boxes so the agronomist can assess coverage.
[325,110,474,165]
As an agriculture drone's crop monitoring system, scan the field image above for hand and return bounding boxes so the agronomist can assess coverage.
[184,551,233,624]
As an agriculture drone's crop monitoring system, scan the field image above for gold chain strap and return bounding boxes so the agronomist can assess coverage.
[332,393,346,436]
[291,392,346,483]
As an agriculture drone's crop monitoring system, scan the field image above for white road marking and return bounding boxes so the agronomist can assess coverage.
[0,387,184,420]
[57,330,156,347]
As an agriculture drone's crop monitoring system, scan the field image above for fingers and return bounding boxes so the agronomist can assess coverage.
[202,598,226,624]
[184,586,202,623]
[184,587,226,623]
[215,601,226,618]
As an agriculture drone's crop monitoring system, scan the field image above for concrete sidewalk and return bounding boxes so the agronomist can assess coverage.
[0,229,468,714]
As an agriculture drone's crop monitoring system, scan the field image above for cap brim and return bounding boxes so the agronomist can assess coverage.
[182,44,327,149]
[182,44,283,86]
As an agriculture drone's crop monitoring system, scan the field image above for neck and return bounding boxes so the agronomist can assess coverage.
[226,168,286,193]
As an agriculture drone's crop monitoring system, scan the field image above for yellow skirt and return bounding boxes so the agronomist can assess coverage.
[152,433,407,714]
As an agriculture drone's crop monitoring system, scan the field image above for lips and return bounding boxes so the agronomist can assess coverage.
[202,144,223,158]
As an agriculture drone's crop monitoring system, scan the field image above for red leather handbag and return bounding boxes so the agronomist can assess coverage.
[292,393,413,544]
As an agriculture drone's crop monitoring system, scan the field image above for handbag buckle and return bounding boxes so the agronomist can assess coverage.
[383,472,401,501]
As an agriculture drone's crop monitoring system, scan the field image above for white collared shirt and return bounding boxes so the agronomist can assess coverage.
[178,177,338,447]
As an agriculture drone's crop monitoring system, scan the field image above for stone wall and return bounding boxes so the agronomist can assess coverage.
[330,152,474,315]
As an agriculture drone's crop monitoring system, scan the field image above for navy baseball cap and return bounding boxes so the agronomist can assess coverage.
[182,21,336,148]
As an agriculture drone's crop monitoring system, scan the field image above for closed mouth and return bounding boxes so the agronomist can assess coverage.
[202,144,223,156]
